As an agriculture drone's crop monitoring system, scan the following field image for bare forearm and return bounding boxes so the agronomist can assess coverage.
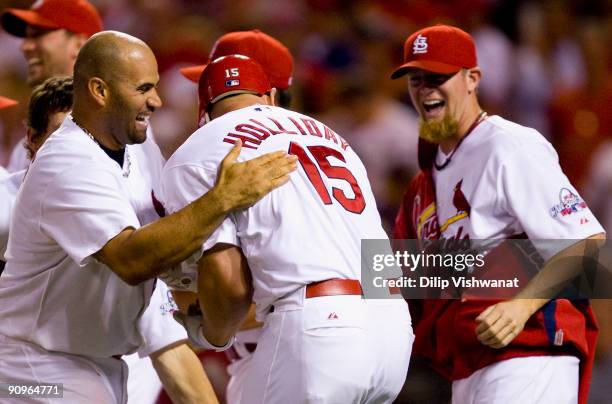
[151,342,219,404]
[97,187,229,285]
[198,272,252,346]
[239,304,263,331]
[96,143,296,286]
[197,245,253,346]
[515,233,605,311]
[476,233,606,348]
[201,294,251,346]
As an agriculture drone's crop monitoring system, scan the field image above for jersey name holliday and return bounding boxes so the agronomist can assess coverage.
[221,112,350,151]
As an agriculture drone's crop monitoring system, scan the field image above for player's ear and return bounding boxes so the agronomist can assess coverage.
[89,77,108,107]
[268,88,277,107]
[466,67,481,94]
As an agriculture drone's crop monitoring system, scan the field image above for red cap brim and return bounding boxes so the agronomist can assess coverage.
[391,60,462,79]
[0,96,18,110]
[179,65,206,84]
[1,9,61,37]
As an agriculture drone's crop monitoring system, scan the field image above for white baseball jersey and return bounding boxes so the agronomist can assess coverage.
[125,279,185,404]
[433,115,603,258]
[159,105,390,319]
[6,138,28,173]
[0,169,24,260]
[0,116,174,358]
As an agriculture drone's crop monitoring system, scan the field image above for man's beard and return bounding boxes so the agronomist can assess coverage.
[419,114,459,144]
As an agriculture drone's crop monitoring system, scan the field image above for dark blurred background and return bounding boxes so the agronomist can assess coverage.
[0,0,610,402]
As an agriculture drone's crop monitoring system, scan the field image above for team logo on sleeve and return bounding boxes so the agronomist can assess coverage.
[160,290,179,314]
[550,188,587,218]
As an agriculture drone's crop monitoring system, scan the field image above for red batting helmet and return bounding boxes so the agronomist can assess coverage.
[198,54,271,125]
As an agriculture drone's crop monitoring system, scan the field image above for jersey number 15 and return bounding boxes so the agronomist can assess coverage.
[288,142,366,214]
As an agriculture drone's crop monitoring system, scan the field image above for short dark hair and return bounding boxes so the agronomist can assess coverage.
[277,88,292,108]
[26,76,73,158]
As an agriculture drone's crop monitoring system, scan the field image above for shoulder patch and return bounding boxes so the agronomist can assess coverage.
[550,188,587,218]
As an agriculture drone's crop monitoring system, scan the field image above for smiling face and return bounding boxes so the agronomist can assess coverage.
[20,26,84,87]
[407,68,480,144]
[105,46,162,146]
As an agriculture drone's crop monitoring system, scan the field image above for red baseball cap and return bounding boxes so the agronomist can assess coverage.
[179,65,206,84]
[0,96,18,110]
[181,29,293,89]
[1,0,103,38]
[391,24,477,79]
[198,55,271,124]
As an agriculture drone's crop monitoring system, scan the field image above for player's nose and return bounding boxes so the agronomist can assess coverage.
[147,89,162,110]
[20,37,36,53]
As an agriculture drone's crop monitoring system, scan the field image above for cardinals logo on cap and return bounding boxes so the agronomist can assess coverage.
[412,34,428,54]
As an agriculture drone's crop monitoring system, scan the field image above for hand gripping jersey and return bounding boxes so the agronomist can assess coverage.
[394,115,603,404]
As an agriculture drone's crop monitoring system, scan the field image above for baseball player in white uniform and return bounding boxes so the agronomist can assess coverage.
[159,54,413,404]
[0,76,214,404]
[0,32,295,403]
[391,24,605,404]
[175,29,295,404]
[0,0,233,396]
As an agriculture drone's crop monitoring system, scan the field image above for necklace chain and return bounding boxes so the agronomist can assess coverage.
[434,111,487,171]
[71,115,131,178]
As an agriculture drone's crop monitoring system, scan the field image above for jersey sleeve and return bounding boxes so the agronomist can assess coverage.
[137,279,187,357]
[500,140,604,259]
[159,163,239,275]
[40,164,140,266]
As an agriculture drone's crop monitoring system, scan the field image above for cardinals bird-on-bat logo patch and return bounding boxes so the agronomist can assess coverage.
[439,179,471,234]
[452,179,471,217]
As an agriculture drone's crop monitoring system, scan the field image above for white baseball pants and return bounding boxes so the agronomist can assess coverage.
[240,290,413,404]
[452,355,579,404]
